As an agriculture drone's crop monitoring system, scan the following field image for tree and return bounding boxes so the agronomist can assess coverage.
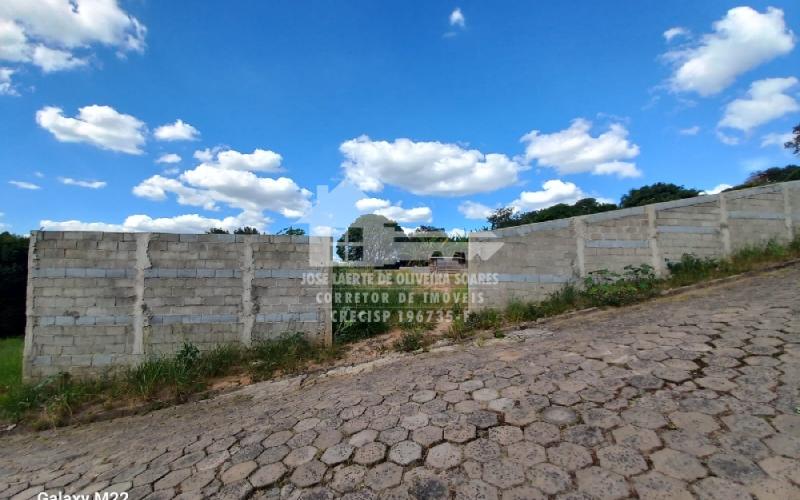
[487,207,514,230]
[416,225,444,233]
[620,183,700,208]
[335,214,403,263]
[233,226,259,234]
[206,227,229,234]
[785,123,800,155]
[729,165,800,191]
[0,232,29,338]
[487,198,617,230]
[277,226,305,236]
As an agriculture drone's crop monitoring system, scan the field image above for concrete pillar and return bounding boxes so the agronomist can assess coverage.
[240,236,255,347]
[574,217,586,278]
[646,205,664,277]
[719,193,731,256]
[21,231,37,380]
[132,232,151,356]
[783,183,795,241]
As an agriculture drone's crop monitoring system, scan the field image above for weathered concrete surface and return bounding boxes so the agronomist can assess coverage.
[24,232,333,380]
[3,266,800,499]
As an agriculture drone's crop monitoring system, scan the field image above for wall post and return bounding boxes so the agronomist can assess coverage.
[784,183,794,241]
[574,217,586,279]
[21,231,38,381]
[646,205,664,277]
[132,232,150,357]
[719,193,731,257]
[240,236,255,347]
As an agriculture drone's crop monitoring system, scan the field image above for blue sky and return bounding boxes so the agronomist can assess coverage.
[1,1,798,236]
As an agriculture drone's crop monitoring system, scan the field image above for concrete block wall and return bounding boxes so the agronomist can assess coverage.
[469,180,800,309]
[24,232,332,379]
[469,219,577,309]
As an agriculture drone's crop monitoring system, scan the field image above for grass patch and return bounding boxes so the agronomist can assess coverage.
[0,337,23,394]
[0,334,344,428]
[394,330,426,352]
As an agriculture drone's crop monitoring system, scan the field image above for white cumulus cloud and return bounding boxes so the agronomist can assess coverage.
[36,104,146,154]
[719,77,799,132]
[510,179,588,212]
[0,1,146,74]
[679,125,700,136]
[193,148,216,162]
[521,119,642,178]
[458,201,494,220]
[355,198,390,211]
[59,177,106,189]
[188,147,281,172]
[664,7,795,96]
[32,45,86,72]
[761,132,793,148]
[355,197,432,223]
[211,148,282,172]
[153,119,200,142]
[9,180,40,190]
[0,19,29,62]
[340,135,526,196]
[702,184,733,195]
[134,146,311,220]
[0,67,16,95]
[663,27,689,42]
[716,130,740,146]
[156,153,181,164]
[449,8,465,28]
[40,212,269,234]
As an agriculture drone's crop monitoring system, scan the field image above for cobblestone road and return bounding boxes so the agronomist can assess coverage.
[2,266,800,500]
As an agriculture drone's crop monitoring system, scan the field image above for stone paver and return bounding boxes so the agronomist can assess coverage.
[652,448,709,481]
[3,267,800,499]
[388,440,422,465]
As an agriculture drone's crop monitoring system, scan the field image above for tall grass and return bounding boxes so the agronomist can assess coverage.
[0,337,23,394]
[668,238,798,286]
[0,334,343,427]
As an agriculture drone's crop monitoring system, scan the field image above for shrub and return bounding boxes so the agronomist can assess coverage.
[667,254,722,285]
[465,309,503,330]
[394,330,425,352]
[197,344,244,377]
[582,265,657,306]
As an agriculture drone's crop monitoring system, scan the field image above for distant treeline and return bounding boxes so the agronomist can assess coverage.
[487,165,799,230]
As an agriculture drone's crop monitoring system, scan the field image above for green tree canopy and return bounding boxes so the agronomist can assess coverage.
[416,225,445,233]
[487,198,618,230]
[206,227,261,234]
[728,165,800,191]
[619,183,701,208]
[277,226,305,236]
[0,232,29,338]
[785,123,800,155]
